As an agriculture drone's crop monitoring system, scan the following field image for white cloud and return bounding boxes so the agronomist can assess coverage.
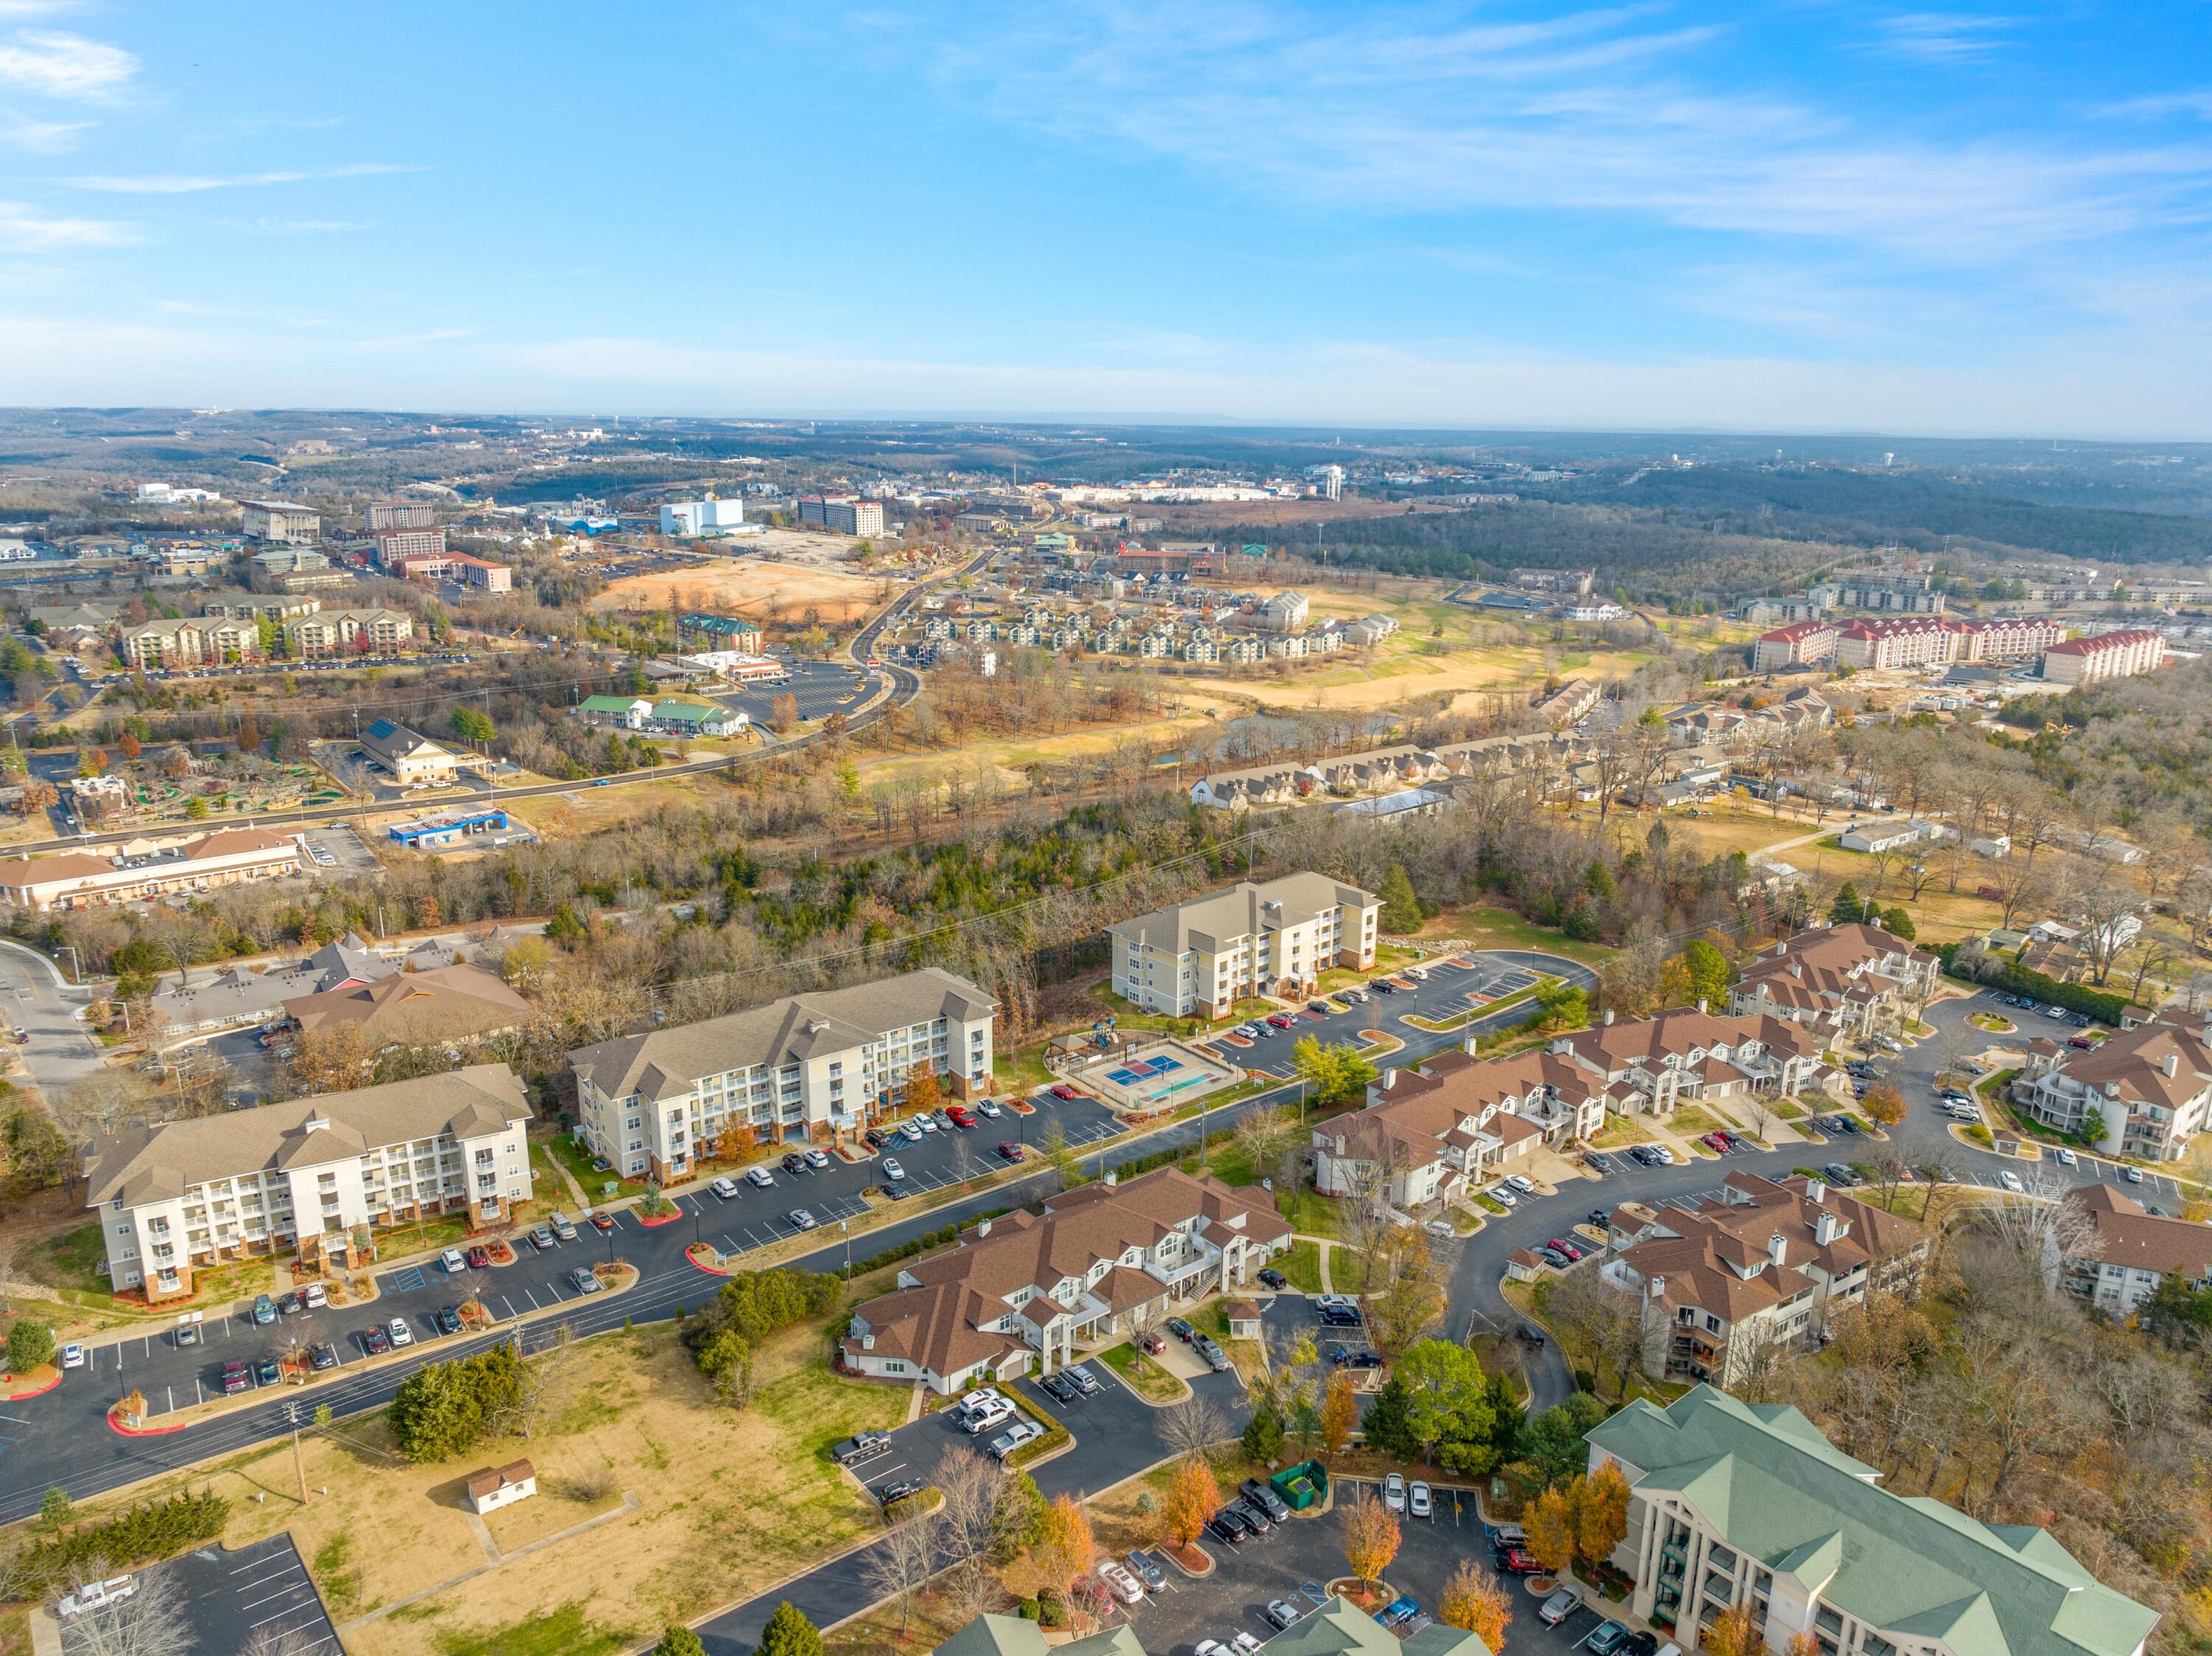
[0,105,86,148]
[219,217,372,235]
[1864,13,2017,64]
[2094,89,2212,122]
[0,198,131,247]
[65,161,417,193]
[0,29,134,98]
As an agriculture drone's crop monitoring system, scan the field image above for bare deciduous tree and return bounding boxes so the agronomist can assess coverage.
[56,1559,194,1656]
[1158,1394,1229,1463]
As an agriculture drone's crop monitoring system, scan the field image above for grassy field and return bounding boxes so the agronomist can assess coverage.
[1097,1339,1186,1403]
[1273,1239,1325,1293]
[594,559,883,625]
[176,1315,908,1656]
[1411,904,1616,966]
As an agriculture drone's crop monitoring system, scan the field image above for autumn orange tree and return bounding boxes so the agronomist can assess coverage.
[1860,1082,1906,1131]
[1035,1493,1097,1598]
[905,1065,941,1115]
[1163,1457,1222,1551]
[1343,1491,1402,1589]
[1785,1635,1822,1656]
[1574,1461,1632,1569]
[1703,1604,1763,1656]
[1319,1371,1360,1458]
[1436,1559,1512,1648]
[1523,1485,1576,1579]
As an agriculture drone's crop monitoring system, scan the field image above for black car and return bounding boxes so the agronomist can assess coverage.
[310,1341,338,1371]
[1331,1345,1382,1368]
[1258,1268,1288,1290]
[879,1479,925,1506]
[1583,1153,1611,1175]
[1225,1497,1272,1534]
[1039,1372,1079,1403]
[1241,1478,1293,1522]
[1318,1305,1362,1327]
[434,1306,463,1335]
[1622,1635,1660,1656]
[1587,1208,1611,1230]
[782,1152,809,1175]
[1833,1115,1862,1134]
[863,1128,892,1150]
[878,1181,909,1200]
[1166,1317,1194,1343]
[1371,979,1397,994]
[1206,1513,1247,1545]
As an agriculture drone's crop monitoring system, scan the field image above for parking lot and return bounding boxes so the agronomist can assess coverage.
[61,1534,340,1655]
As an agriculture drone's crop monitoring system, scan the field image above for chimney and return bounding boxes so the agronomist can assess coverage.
[1805,1177,1827,1206]
[2166,1052,2180,1079]
[1382,1068,1398,1091]
[975,1219,992,1238]
[1815,1211,1842,1247]
[1767,1232,1787,1269]
[1603,1009,1615,1026]
[1697,998,1709,1015]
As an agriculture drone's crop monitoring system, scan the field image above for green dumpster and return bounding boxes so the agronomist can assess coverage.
[1272,1458,1328,1511]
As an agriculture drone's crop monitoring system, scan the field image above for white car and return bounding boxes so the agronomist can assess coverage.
[1232,1635,1263,1656]
[441,1248,468,1274]
[1649,1146,1677,1165]
[710,1177,741,1199]
[60,1342,84,1369]
[303,1283,328,1309]
[978,1099,1004,1119]
[2124,1165,2145,1184]
[2055,1147,2079,1166]
[882,1158,906,1183]
[1408,1480,1432,1518]
[1503,1174,1538,1195]
[804,1149,832,1169]
[1489,1186,1518,1208]
[1999,1171,2025,1193]
[963,1400,1017,1436]
[1383,1472,1407,1511]
[746,1166,776,1188]
[1096,1561,1146,1605]
[917,1116,939,1134]
[956,1386,1008,1417]
[58,1577,135,1618]
[900,1121,925,1143]
[387,1318,414,1348]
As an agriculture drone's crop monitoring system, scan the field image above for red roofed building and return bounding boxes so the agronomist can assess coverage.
[2042,627,2166,686]
[1730,922,1940,1039]
[1753,620,1838,672]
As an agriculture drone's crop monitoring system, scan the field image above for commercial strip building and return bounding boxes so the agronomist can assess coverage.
[573,695,748,737]
[2042,627,2166,686]
[568,967,996,1180]
[658,497,748,536]
[387,805,516,849]
[2009,1009,2212,1162]
[1587,1385,2155,1656]
[1728,923,1940,1040]
[1107,873,1380,1018]
[0,828,304,911]
[1602,1172,1929,1388]
[240,500,320,543]
[841,1166,1291,1390]
[83,1065,535,1302]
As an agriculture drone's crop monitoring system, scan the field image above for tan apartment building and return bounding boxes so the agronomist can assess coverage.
[1107,873,1379,1018]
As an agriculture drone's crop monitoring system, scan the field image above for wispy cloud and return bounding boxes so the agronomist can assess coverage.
[2093,89,2212,122]
[917,3,2212,262]
[64,161,417,193]
[0,105,86,148]
[0,29,134,97]
[219,217,372,235]
[0,198,131,248]
[1864,13,2017,64]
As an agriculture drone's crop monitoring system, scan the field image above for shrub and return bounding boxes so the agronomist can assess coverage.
[389,1344,524,1461]
[6,1490,230,1597]
[7,1317,56,1373]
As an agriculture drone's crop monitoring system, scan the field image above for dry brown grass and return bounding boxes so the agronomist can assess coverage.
[114,1317,913,1656]
[595,560,885,625]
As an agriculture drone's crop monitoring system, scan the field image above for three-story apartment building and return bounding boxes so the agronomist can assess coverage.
[568,968,995,1181]
[83,1065,532,1303]
[2010,1009,2212,1162]
[1729,923,1939,1040]
[1107,873,1379,1018]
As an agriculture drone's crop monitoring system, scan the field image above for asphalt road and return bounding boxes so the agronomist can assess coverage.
[0,936,104,1095]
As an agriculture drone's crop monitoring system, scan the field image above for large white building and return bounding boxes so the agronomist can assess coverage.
[1107,873,1379,1019]
[568,968,996,1181]
[239,499,320,543]
[1587,1386,2157,1656]
[2042,627,2166,686]
[83,1065,534,1303]
[2010,1008,2212,1162]
[659,497,748,537]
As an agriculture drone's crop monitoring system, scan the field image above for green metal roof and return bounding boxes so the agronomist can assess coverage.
[1587,1385,2157,1656]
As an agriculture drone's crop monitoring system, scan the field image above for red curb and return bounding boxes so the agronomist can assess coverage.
[108,1407,189,1437]
[637,1211,682,1228]
[685,1246,733,1276]
[1,1369,61,1401]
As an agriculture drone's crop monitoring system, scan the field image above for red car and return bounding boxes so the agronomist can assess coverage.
[1138,1331,1166,1354]
[1265,1013,1296,1029]
[465,1245,493,1269]
[998,1141,1027,1162]
[947,1105,977,1127]
[1546,1238,1583,1262]
[590,1211,614,1232]
[1498,1549,1548,1576]
[1048,1084,1079,1101]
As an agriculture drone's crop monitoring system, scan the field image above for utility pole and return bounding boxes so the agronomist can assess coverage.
[286,1402,308,1504]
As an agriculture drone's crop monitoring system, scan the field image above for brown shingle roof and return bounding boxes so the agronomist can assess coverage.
[465,1459,534,1498]
[2065,1183,2212,1278]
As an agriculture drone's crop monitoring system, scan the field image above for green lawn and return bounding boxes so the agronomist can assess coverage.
[1423,904,1616,966]
[1097,1340,1185,1402]
[544,1131,645,1202]
[994,1046,1055,1092]
[1277,1187,1343,1239]
[1591,1116,1657,1148]
[1274,1239,1324,1293]
[431,1600,633,1656]
[28,1219,110,1296]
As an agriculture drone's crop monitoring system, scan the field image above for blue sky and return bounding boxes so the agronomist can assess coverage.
[0,1,2208,435]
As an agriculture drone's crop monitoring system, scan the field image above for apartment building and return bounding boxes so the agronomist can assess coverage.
[2010,1009,2212,1162]
[199,591,321,622]
[0,828,304,911]
[1251,591,1310,632]
[372,526,447,566]
[1107,874,1379,1018]
[240,499,319,543]
[1312,1042,1613,1207]
[2048,1183,2212,1313]
[1752,621,1838,672]
[83,1065,534,1302]
[1828,578,1946,613]
[568,967,996,1180]
[358,718,461,787]
[2042,627,2166,686]
[119,616,261,668]
[366,501,437,531]
[1548,1008,1827,1118]
[1961,613,2066,661]
[1729,923,1940,1039]
[1604,1172,1927,1387]
[1534,677,1601,726]
[799,494,886,537]
[841,1166,1290,1390]
[1587,1385,2156,1656]
[283,607,416,657]
[1832,616,1958,670]
[390,549,514,592]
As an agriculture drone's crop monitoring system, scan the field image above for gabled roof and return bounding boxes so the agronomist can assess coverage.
[284,961,532,1044]
[1590,1386,2157,1656]
[1108,874,1374,954]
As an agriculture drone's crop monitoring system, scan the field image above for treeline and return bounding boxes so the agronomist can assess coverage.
[1,1489,230,1598]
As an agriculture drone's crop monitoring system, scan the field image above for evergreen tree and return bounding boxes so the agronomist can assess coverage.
[1241,1401,1284,1465]
[654,1627,708,1656]
[1360,1376,1420,1458]
[1377,863,1422,933]
[1881,905,1916,941]
[757,1602,824,1656]
[1829,882,1865,925]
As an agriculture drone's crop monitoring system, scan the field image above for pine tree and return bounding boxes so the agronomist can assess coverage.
[1360,1376,1419,1458]
[756,1602,823,1656]
[1829,882,1865,925]
[1378,863,1422,933]
[654,1627,708,1656]
[1241,1401,1284,1465]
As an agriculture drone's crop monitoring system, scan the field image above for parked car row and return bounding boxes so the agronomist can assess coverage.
[1204,1474,1294,1547]
[1697,1130,1749,1155]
